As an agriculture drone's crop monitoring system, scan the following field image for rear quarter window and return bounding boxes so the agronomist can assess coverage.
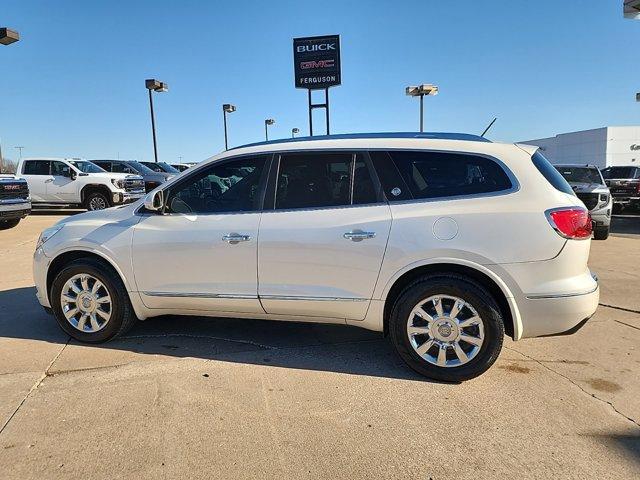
[387,150,513,199]
[531,151,575,196]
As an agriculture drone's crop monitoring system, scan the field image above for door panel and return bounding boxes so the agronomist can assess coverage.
[132,213,263,313]
[258,204,392,319]
[20,160,51,202]
[49,161,78,202]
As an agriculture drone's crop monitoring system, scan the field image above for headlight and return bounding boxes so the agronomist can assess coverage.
[36,225,64,250]
[599,194,608,202]
[111,178,125,189]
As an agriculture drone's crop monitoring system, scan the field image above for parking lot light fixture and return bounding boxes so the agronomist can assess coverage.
[406,84,439,132]
[291,127,300,138]
[145,79,168,162]
[0,28,19,46]
[222,104,236,150]
[636,92,640,102]
[265,118,275,141]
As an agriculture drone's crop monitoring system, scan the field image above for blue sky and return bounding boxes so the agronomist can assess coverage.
[1,0,639,163]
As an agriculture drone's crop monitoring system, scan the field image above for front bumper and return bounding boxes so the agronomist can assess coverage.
[112,191,145,205]
[0,200,32,220]
[33,246,51,308]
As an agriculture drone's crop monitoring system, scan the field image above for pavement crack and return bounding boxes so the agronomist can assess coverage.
[599,303,640,315]
[504,345,640,429]
[0,336,71,437]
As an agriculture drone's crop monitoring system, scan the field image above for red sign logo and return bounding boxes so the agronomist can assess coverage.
[300,59,335,70]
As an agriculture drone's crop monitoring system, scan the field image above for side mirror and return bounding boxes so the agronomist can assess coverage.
[69,169,77,180]
[144,189,164,212]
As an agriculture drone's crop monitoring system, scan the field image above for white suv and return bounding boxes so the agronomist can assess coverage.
[33,133,599,381]
[17,158,145,210]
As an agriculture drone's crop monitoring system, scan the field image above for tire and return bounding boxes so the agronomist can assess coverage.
[593,226,609,240]
[84,191,111,211]
[389,274,505,382]
[0,218,20,230]
[50,258,137,343]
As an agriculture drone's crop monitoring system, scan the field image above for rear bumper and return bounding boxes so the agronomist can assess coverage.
[517,281,599,338]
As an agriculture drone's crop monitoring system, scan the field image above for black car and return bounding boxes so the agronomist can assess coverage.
[91,160,173,192]
[140,161,181,175]
[601,166,640,212]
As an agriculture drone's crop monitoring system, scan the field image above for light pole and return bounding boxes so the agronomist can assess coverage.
[222,104,236,150]
[145,79,168,162]
[265,118,275,141]
[291,127,300,138]
[15,146,24,160]
[1,28,19,173]
[406,84,438,132]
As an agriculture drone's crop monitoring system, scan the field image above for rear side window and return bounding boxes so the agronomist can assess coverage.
[23,160,50,175]
[388,150,513,199]
[532,151,574,196]
[92,161,111,171]
[274,152,377,210]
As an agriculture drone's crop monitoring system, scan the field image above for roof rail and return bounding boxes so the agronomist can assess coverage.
[231,132,491,150]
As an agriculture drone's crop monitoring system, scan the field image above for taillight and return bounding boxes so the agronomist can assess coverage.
[545,207,592,240]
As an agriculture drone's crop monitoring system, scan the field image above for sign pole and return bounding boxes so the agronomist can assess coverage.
[308,89,313,136]
[325,88,330,135]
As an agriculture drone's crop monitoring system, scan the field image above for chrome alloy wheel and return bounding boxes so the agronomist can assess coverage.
[88,196,107,210]
[60,274,112,333]
[406,295,485,368]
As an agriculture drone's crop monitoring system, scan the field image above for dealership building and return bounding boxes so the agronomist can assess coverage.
[520,126,640,169]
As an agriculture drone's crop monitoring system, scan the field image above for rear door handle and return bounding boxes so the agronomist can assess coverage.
[343,230,376,242]
[222,233,252,244]
[44,179,53,183]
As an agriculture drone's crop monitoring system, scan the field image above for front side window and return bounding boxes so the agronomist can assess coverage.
[51,161,71,176]
[165,155,267,214]
[22,160,50,175]
[274,152,376,210]
[389,150,513,199]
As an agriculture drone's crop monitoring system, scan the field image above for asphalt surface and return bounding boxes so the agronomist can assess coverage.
[0,213,638,479]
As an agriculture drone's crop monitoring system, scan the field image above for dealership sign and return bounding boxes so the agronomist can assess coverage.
[293,35,341,89]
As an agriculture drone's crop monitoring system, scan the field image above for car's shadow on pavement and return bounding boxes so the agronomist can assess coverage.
[0,286,429,382]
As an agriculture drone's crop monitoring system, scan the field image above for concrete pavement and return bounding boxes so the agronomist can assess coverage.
[0,214,638,479]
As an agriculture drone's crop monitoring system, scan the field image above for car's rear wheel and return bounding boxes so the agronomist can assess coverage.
[50,258,137,343]
[84,191,111,211]
[389,274,504,382]
[593,226,609,240]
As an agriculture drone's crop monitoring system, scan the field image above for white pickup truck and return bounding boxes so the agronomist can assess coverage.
[17,158,145,210]
[0,174,31,229]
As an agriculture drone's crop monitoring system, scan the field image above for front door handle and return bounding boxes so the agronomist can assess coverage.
[222,233,252,244]
[44,179,54,183]
[343,230,376,242]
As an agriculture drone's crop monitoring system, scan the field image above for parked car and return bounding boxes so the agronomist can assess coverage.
[33,133,598,382]
[601,166,640,212]
[91,160,173,193]
[140,161,181,175]
[17,158,145,211]
[0,174,31,229]
[554,164,612,240]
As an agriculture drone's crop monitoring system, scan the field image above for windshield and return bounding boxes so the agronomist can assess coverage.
[69,160,105,173]
[127,161,155,174]
[555,166,603,185]
[158,162,180,173]
[601,167,640,179]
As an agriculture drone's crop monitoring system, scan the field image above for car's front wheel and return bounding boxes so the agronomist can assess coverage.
[50,258,137,343]
[0,218,21,230]
[389,274,504,382]
[84,191,111,211]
